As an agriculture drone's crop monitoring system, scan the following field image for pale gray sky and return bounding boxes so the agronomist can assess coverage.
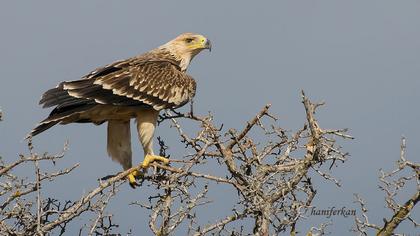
[0,1,419,235]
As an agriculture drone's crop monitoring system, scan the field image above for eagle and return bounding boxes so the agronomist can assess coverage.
[28,33,211,188]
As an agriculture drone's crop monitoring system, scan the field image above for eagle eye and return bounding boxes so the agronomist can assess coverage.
[185,38,194,43]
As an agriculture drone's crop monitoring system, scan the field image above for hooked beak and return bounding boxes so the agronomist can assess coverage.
[204,39,212,52]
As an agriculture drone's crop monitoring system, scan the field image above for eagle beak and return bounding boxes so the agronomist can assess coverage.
[204,39,212,52]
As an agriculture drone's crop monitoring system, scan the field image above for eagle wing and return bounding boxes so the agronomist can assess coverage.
[40,57,196,111]
[29,55,196,137]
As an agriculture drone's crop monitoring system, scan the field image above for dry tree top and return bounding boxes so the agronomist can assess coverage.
[0,92,417,235]
[353,137,419,236]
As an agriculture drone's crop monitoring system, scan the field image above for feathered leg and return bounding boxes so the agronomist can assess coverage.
[136,109,169,168]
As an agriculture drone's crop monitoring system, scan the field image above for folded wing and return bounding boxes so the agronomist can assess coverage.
[30,56,196,137]
[41,58,196,111]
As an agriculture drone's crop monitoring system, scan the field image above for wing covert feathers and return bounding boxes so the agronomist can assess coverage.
[30,49,196,137]
[40,51,196,111]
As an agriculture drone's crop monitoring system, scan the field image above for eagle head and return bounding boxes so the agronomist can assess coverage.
[159,33,211,71]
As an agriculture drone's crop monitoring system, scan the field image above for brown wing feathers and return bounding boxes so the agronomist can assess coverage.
[29,52,196,137]
[92,61,195,110]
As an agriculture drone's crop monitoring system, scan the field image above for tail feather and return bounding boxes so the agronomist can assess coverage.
[28,104,95,138]
[30,75,143,139]
[30,79,101,139]
[27,121,60,138]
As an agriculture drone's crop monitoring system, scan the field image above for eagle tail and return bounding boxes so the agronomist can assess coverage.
[27,103,95,139]
[27,120,60,138]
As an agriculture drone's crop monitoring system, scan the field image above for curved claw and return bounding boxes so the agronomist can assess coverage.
[127,170,142,189]
[127,155,169,188]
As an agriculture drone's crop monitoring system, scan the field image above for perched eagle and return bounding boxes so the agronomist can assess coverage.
[28,33,211,187]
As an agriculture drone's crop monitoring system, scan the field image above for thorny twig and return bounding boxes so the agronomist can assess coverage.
[353,137,419,236]
[152,91,352,235]
[0,92,354,235]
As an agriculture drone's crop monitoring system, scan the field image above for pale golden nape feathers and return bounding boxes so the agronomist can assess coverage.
[159,33,212,71]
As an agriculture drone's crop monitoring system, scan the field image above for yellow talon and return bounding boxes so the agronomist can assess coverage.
[127,170,142,188]
[141,154,169,168]
[128,155,169,188]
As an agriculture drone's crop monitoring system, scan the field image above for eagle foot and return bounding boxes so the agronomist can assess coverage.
[127,170,143,188]
[141,154,170,168]
[128,155,169,188]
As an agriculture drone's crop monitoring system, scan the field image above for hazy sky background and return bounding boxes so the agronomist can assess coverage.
[0,1,419,235]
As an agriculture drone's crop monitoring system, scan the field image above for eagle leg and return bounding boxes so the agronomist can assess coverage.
[136,110,168,167]
[131,109,169,188]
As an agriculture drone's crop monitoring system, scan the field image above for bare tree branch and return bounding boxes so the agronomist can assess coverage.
[354,137,419,236]
[0,92,355,235]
